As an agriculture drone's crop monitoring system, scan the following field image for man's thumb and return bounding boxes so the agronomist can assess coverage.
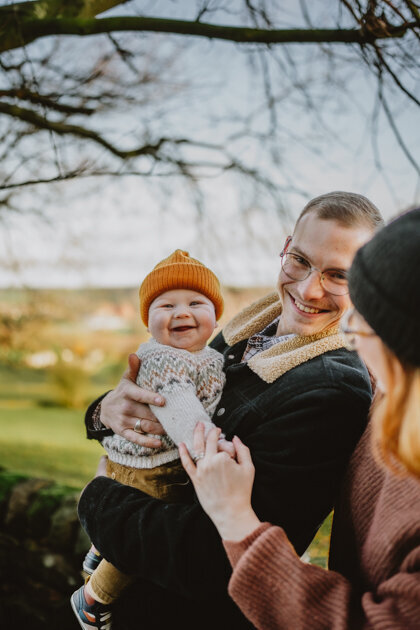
[125,353,140,382]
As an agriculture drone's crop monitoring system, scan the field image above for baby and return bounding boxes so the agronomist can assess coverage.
[71,249,233,630]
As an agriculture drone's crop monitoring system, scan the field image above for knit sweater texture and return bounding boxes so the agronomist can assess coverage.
[102,339,225,467]
[224,422,420,630]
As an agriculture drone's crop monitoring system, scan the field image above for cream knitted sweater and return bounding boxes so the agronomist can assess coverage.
[102,339,225,468]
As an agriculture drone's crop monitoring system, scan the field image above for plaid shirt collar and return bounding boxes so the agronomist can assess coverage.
[242,316,295,362]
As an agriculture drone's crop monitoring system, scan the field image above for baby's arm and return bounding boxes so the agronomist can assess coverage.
[137,344,232,458]
[150,386,226,458]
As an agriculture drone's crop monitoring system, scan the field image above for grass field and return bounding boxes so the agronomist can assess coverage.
[0,403,103,489]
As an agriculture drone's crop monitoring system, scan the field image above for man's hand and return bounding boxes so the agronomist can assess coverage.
[101,353,167,448]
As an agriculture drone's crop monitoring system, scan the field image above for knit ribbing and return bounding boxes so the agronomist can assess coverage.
[139,249,224,325]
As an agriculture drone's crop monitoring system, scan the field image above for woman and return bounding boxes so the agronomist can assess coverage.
[180,207,420,629]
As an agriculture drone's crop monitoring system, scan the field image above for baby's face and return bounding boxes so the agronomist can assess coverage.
[148,289,217,352]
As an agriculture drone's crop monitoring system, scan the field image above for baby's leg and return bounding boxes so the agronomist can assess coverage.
[82,544,102,578]
[107,457,192,502]
[87,558,134,605]
[71,559,133,629]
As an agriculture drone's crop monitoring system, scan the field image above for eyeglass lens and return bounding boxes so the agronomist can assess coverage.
[282,253,348,296]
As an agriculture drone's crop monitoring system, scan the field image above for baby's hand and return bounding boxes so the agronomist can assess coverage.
[217,437,236,458]
[95,455,108,477]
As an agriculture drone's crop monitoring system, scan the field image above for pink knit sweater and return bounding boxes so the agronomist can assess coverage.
[224,424,420,629]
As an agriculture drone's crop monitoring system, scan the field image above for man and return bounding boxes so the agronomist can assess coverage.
[78,192,383,629]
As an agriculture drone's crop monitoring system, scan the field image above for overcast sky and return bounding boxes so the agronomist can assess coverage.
[0,0,419,289]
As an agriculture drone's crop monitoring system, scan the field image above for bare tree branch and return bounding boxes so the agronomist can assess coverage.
[0,88,96,114]
[1,13,416,54]
[0,100,219,160]
[378,82,420,176]
[0,0,418,212]
[372,43,420,106]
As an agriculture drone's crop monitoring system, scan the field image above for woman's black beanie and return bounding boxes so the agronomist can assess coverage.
[348,207,420,367]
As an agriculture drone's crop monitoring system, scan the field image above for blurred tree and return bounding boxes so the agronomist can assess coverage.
[0,0,418,210]
[0,288,70,364]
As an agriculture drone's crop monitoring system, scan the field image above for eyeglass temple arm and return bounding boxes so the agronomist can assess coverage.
[280,235,292,257]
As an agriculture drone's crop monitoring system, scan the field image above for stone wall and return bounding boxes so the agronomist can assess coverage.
[0,469,90,629]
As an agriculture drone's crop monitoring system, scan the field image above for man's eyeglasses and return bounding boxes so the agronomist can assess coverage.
[280,238,349,296]
[340,308,376,350]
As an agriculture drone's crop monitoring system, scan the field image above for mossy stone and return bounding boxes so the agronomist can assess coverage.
[26,484,76,539]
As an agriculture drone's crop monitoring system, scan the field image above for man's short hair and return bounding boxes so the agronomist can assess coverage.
[296,191,384,231]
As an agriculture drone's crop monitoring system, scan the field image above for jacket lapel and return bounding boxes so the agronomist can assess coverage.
[223,292,346,384]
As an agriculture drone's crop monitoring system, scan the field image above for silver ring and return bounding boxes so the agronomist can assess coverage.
[133,419,145,434]
[193,452,205,463]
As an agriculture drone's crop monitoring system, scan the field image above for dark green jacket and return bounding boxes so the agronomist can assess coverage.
[80,332,371,629]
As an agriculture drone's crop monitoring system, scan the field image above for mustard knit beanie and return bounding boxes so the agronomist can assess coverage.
[139,249,224,325]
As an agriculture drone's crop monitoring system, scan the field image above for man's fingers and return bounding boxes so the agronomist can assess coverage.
[119,396,158,424]
[124,429,162,448]
[139,418,166,435]
[125,353,141,383]
[125,355,165,406]
[120,379,165,407]
[179,442,196,480]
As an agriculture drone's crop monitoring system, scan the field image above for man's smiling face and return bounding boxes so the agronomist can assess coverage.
[276,212,374,337]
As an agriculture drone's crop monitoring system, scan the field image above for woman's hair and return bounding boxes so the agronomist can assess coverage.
[371,345,420,478]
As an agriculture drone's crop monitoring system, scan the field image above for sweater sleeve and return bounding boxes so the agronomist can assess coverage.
[223,525,420,630]
[150,388,217,457]
[137,346,222,457]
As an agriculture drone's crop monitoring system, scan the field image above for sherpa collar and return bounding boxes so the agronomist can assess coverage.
[222,291,346,383]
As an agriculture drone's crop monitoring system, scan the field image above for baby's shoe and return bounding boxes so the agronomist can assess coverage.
[70,584,112,630]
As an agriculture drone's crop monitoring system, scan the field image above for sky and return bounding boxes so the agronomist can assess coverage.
[0,0,419,289]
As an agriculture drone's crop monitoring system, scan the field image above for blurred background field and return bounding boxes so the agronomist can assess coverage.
[0,285,330,564]
[0,287,144,487]
[0,404,103,488]
[0,286,270,486]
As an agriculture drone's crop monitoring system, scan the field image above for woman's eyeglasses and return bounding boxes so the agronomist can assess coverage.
[340,308,376,350]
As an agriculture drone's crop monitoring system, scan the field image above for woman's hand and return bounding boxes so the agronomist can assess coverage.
[179,424,261,541]
[101,353,167,448]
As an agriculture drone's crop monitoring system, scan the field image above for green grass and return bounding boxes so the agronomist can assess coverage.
[305,511,332,568]
[0,362,115,405]
[0,405,103,489]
